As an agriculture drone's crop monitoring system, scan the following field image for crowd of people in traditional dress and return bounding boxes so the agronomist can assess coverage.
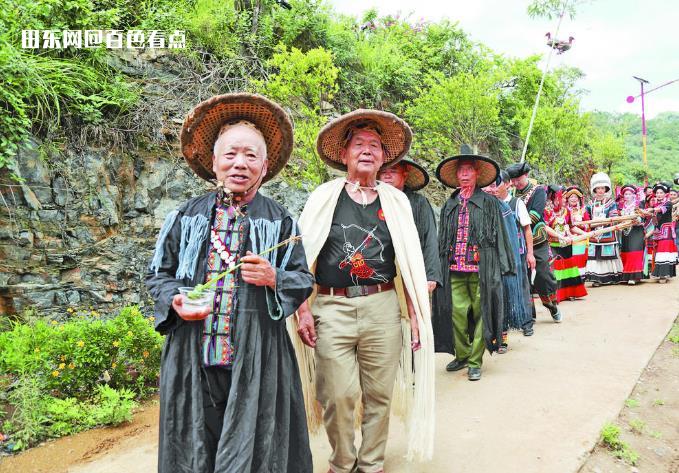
[146,93,678,473]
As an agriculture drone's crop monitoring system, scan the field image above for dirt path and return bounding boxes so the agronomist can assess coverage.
[2,280,677,473]
[579,318,679,473]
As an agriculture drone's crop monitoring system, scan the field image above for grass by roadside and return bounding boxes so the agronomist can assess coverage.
[580,318,679,473]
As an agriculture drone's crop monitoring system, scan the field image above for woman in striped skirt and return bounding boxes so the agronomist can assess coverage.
[584,173,623,286]
[544,185,588,302]
[643,182,678,282]
[618,184,646,284]
[565,186,589,274]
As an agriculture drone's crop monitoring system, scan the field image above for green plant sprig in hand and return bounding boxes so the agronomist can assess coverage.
[187,235,303,299]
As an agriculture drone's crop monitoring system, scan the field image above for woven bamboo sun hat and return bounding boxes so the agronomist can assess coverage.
[180,93,293,183]
[316,109,412,171]
[385,158,430,191]
[435,144,500,189]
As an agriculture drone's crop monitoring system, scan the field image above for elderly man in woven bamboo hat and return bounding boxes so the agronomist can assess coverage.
[431,145,515,381]
[292,110,435,473]
[378,158,442,293]
[146,93,314,473]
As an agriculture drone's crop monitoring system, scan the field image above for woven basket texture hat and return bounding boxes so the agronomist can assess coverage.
[316,109,412,171]
[384,158,430,191]
[180,93,293,183]
[435,144,500,189]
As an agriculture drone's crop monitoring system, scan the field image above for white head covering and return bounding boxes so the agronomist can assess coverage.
[590,172,612,195]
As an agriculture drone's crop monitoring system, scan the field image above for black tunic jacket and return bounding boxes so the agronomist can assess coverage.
[431,188,515,354]
[146,191,314,473]
[405,189,443,287]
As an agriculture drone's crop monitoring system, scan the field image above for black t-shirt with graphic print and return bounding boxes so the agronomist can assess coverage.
[315,188,396,288]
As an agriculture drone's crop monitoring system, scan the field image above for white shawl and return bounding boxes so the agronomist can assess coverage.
[287,178,435,461]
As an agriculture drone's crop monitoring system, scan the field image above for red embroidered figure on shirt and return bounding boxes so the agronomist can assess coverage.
[338,223,389,285]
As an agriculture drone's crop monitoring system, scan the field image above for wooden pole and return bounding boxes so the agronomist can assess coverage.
[574,214,641,227]
[570,221,635,243]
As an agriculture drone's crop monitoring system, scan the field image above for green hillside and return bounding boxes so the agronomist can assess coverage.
[591,111,679,185]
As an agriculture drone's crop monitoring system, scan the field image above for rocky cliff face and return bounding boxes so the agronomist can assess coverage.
[0,49,312,318]
[0,138,310,317]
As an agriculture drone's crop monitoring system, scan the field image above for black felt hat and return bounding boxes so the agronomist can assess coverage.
[505,161,531,179]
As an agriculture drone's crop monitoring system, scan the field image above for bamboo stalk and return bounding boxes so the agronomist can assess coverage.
[570,221,635,243]
[574,214,641,227]
[188,235,303,298]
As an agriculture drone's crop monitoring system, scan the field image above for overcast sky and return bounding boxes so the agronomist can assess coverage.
[328,0,679,119]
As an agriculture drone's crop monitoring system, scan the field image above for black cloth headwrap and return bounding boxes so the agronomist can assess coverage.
[497,170,510,185]
[653,182,671,193]
[506,162,531,178]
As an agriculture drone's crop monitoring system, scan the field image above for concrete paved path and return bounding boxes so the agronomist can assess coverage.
[59,280,679,472]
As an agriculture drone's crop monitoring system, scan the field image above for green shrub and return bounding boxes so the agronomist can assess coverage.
[0,306,156,451]
[88,384,137,425]
[0,306,163,398]
[3,376,139,450]
[4,375,48,451]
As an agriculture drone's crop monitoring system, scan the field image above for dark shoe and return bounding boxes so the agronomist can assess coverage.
[498,344,508,354]
[551,307,563,323]
[522,327,534,336]
[446,358,468,372]
[467,367,481,381]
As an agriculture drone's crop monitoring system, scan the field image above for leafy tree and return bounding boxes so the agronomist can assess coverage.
[527,0,581,19]
[592,131,625,177]
[590,111,679,184]
[252,45,339,186]
[519,101,591,183]
[406,71,503,163]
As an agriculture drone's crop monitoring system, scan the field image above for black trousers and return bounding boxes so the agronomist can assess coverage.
[201,366,233,473]
[528,242,558,316]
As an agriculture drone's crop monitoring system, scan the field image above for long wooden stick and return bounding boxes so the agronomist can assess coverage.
[570,221,635,243]
[574,214,641,227]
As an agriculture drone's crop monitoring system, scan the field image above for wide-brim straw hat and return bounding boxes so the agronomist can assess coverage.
[316,109,412,171]
[435,145,500,189]
[180,93,293,183]
[385,158,429,191]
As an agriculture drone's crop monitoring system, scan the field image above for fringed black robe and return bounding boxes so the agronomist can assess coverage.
[431,188,515,354]
[146,191,314,473]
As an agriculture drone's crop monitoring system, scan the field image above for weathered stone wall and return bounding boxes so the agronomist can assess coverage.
[0,140,309,317]
[0,47,315,317]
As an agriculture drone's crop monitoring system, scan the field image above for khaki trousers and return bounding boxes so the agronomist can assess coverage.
[313,289,402,473]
